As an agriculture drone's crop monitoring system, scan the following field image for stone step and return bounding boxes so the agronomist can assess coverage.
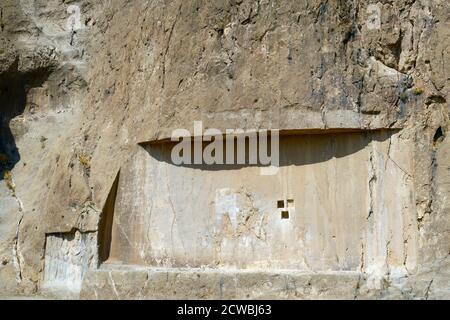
[80,265,365,300]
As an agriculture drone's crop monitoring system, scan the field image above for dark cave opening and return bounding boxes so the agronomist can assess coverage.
[0,66,50,179]
[0,74,25,177]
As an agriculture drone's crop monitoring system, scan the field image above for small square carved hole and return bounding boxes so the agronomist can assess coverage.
[281,211,290,219]
[287,199,294,207]
[277,200,285,209]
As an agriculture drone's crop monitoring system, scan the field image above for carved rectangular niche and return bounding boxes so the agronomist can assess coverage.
[105,130,417,274]
[43,231,97,293]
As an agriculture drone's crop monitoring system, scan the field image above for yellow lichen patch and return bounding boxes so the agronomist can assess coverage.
[78,154,91,169]
[412,87,424,95]
[3,170,16,195]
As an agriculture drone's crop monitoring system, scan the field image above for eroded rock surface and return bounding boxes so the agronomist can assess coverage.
[0,0,449,299]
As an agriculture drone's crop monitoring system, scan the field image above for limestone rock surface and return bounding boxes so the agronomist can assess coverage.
[0,0,449,299]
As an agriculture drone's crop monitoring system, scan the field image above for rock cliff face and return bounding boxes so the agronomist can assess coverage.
[0,0,449,299]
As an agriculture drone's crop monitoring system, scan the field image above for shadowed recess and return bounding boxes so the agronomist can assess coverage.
[0,63,51,179]
[139,130,397,171]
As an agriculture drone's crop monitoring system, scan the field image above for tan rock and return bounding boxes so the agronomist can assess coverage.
[0,0,448,299]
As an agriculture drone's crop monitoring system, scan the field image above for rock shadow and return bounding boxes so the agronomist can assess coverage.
[0,64,50,179]
[139,129,397,171]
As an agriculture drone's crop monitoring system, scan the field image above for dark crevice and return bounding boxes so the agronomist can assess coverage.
[433,127,444,146]
[98,171,120,264]
[426,95,447,105]
[342,27,357,45]
[214,26,224,37]
[360,110,382,115]
[0,7,4,32]
[387,31,404,69]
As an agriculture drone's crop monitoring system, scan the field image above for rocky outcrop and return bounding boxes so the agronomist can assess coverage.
[0,0,449,299]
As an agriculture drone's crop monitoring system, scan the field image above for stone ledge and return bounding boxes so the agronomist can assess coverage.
[79,265,450,300]
[80,265,364,300]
